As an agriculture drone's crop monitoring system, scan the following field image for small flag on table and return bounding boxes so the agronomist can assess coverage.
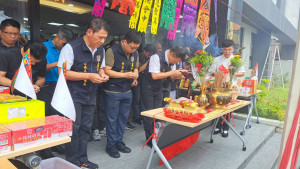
[51,62,76,122]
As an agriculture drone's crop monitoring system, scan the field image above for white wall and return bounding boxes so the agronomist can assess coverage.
[241,22,258,77]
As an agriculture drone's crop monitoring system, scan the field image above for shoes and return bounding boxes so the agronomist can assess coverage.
[51,145,65,155]
[133,119,143,125]
[116,141,131,153]
[38,148,55,159]
[106,146,120,158]
[99,128,107,137]
[213,128,221,135]
[93,129,101,141]
[80,161,99,169]
[126,122,136,130]
[222,130,229,138]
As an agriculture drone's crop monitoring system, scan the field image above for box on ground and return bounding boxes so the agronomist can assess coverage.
[40,157,80,169]
[1,115,72,151]
[0,125,11,154]
[0,99,45,124]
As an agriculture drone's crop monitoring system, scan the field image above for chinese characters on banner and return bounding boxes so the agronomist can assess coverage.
[91,0,107,18]
[181,0,198,36]
[111,0,136,15]
[167,0,183,40]
[195,0,211,45]
[151,0,161,34]
[159,0,177,30]
[138,0,154,33]
[129,0,143,29]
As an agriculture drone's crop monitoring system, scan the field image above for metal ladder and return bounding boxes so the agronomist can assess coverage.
[259,37,285,90]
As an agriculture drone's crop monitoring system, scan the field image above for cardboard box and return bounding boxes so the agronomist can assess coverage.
[243,79,257,94]
[0,99,45,124]
[2,116,72,151]
[0,86,10,94]
[0,126,11,154]
[240,87,252,96]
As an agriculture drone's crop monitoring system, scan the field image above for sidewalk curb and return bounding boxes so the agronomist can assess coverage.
[233,113,284,133]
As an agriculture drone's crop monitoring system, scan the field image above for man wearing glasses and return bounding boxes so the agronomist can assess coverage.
[103,30,141,158]
[0,19,21,50]
[209,39,245,138]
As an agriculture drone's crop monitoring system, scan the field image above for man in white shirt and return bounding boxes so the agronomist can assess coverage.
[141,46,187,147]
[210,39,245,137]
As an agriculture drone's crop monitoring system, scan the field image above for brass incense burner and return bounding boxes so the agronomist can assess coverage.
[206,88,232,109]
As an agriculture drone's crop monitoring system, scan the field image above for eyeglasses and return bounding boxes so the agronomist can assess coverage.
[223,48,233,52]
[2,31,20,37]
[127,44,139,50]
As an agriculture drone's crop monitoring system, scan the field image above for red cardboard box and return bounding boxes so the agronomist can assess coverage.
[0,125,11,154]
[2,116,72,151]
[243,79,257,94]
[0,86,10,94]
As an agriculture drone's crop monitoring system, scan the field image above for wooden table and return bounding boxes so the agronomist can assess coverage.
[0,137,71,168]
[142,100,251,169]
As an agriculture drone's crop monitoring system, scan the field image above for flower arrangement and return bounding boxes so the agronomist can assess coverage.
[189,50,214,77]
[229,54,243,82]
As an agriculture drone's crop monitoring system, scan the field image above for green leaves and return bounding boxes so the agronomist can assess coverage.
[189,50,214,77]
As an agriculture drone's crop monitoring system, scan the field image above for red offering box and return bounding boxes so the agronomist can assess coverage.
[2,115,72,151]
[0,126,11,154]
[0,86,10,94]
[243,80,257,94]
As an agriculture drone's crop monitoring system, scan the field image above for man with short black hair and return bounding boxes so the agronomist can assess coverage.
[141,46,187,147]
[58,18,109,169]
[0,41,47,93]
[210,39,245,138]
[0,19,21,50]
[103,30,141,158]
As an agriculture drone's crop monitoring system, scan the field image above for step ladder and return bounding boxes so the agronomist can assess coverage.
[259,37,285,90]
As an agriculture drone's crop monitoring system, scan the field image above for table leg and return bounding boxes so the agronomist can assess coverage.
[209,118,219,143]
[241,96,254,135]
[253,95,260,124]
[146,139,173,169]
[221,116,247,151]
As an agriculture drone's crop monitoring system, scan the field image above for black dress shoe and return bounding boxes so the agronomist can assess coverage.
[213,128,221,135]
[39,148,55,159]
[116,141,131,153]
[51,145,65,154]
[222,130,229,138]
[106,146,120,158]
[133,119,143,125]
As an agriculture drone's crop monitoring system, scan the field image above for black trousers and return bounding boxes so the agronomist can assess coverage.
[37,83,62,116]
[91,88,106,131]
[65,102,96,165]
[216,114,229,131]
[141,84,163,141]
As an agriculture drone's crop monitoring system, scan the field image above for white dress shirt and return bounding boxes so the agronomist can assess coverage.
[149,50,176,73]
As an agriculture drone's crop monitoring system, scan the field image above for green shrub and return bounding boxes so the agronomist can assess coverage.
[256,79,289,121]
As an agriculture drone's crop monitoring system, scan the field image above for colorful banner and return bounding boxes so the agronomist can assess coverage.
[151,0,162,34]
[62,61,67,81]
[137,0,154,33]
[23,49,32,83]
[129,0,143,29]
[91,0,107,18]
[111,0,136,15]
[195,0,211,45]
[54,0,65,3]
[159,0,177,30]
[167,0,183,40]
[180,0,198,35]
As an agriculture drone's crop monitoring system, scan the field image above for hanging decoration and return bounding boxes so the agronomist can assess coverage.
[91,0,107,18]
[167,0,183,40]
[129,0,143,29]
[137,0,154,33]
[180,0,198,36]
[195,0,211,45]
[151,0,162,34]
[159,0,177,30]
[111,0,136,16]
